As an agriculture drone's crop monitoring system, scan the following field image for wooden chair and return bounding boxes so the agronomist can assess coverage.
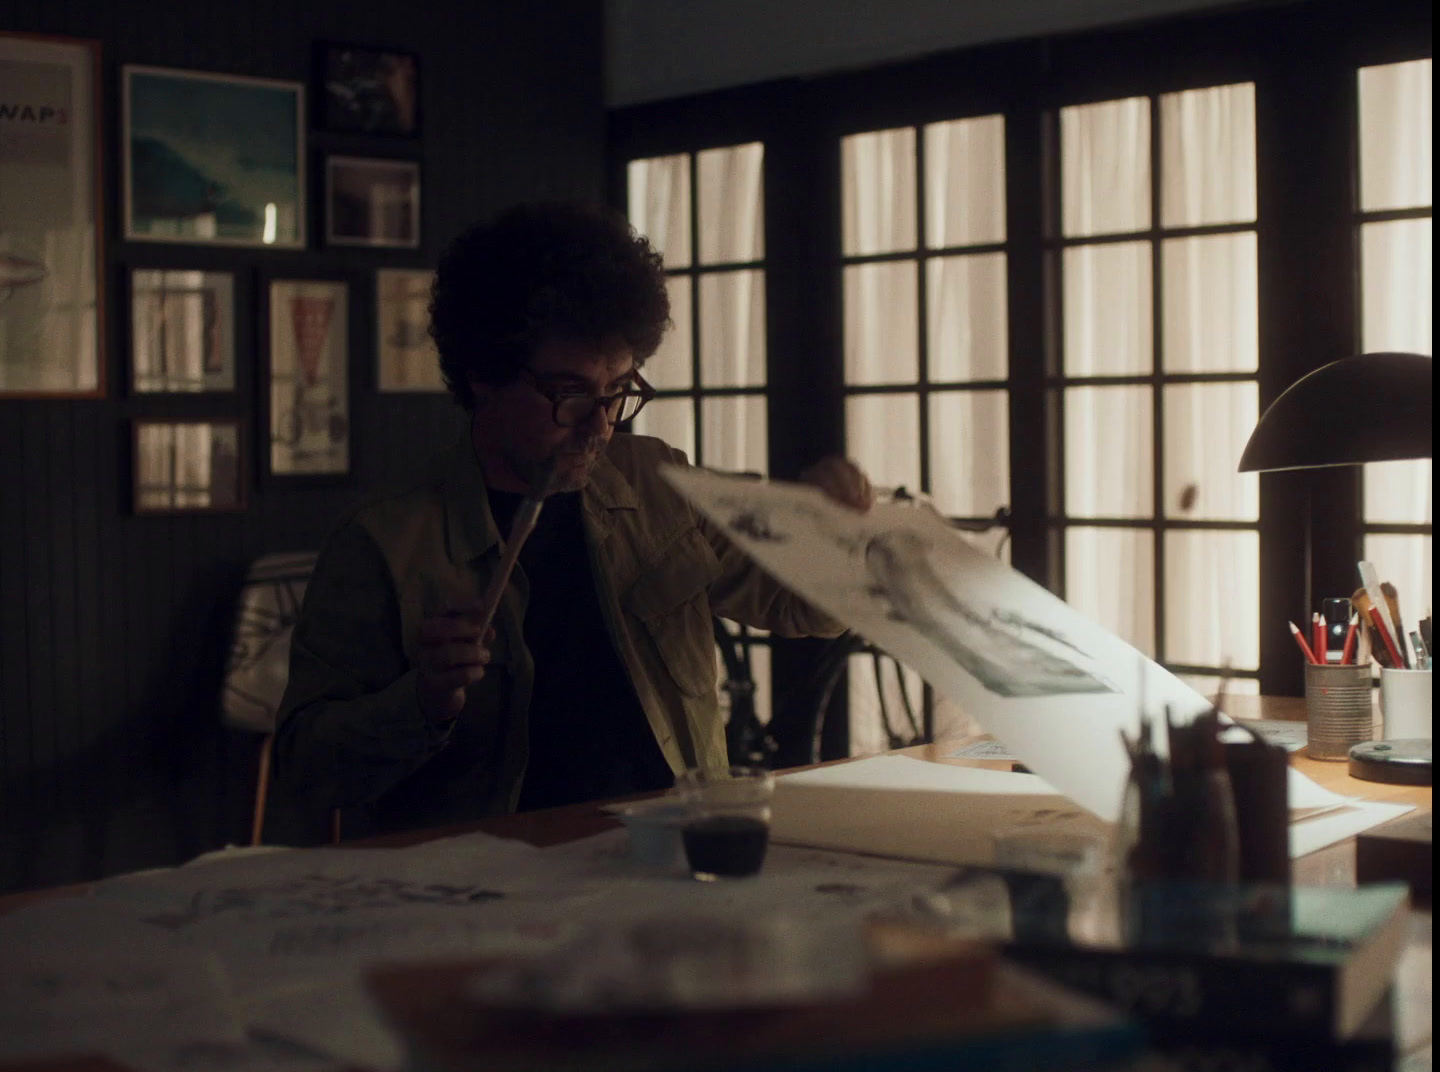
[220,551,318,845]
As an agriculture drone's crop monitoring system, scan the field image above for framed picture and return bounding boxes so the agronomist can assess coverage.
[130,269,235,392]
[376,268,444,392]
[0,33,104,397]
[266,278,349,476]
[326,156,420,248]
[317,43,419,135]
[123,65,304,248]
[133,419,246,514]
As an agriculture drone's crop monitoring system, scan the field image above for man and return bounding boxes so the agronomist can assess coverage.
[274,202,873,834]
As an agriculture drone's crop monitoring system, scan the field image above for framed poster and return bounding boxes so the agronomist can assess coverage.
[317,43,419,135]
[133,419,246,514]
[267,278,349,476]
[130,269,235,392]
[0,33,104,397]
[325,156,420,248]
[123,65,304,248]
[376,268,443,392]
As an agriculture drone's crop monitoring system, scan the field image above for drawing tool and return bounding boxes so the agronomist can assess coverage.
[1379,582,1410,668]
[470,458,559,640]
[1357,561,1402,668]
[1366,605,1405,670]
[1288,621,1319,665]
[1313,613,1326,664]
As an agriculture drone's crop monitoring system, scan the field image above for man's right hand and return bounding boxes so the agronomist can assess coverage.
[416,603,494,722]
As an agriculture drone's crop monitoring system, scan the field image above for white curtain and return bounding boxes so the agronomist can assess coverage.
[1059,87,1261,669]
[1358,59,1433,620]
[629,144,768,470]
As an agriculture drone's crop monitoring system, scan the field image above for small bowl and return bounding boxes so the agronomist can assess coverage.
[616,799,690,869]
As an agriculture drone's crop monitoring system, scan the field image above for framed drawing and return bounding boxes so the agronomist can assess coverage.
[123,65,304,248]
[317,43,419,135]
[376,268,443,392]
[130,269,235,392]
[0,33,104,397]
[266,278,349,476]
[133,419,246,514]
[326,156,420,248]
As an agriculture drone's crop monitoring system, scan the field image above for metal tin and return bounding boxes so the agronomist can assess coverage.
[1304,663,1375,759]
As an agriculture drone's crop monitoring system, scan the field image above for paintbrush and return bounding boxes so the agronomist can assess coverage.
[1352,586,1393,669]
[1380,582,1411,668]
[470,457,560,639]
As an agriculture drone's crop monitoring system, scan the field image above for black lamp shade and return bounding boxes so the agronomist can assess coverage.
[1238,352,1433,472]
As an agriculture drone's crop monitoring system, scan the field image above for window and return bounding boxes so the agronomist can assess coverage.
[1052,85,1261,695]
[1356,59,1432,629]
[610,3,1431,759]
[840,115,1011,752]
[627,143,772,727]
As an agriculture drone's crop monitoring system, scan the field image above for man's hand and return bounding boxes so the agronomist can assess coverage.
[800,456,875,512]
[416,604,494,722]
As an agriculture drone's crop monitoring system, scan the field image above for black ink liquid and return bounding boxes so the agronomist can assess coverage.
[682,816,769,878]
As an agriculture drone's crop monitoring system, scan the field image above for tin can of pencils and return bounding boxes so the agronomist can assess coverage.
[1303,664,1374,759]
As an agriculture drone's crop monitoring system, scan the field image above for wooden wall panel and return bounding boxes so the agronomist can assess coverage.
[0,0,605,891]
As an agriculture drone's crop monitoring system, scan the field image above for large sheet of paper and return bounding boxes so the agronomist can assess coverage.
[770,756,1412,864]
[662,466,1302,822]
[0,830,959,1071]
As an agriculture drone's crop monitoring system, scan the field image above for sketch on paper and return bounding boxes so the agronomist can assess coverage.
[864,529,1114,697]
[660,466,1218,822]
[0,35,102,396]
[268,279,348,476]
[376,268,442,391]
[140,874,507,931]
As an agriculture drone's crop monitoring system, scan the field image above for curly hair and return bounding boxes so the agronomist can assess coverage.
[430,202,671,409]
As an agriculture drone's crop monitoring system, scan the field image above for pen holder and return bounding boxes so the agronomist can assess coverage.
[1304,663,1374,759]
[1380,668,1432,740]
[1224,736,1291,886]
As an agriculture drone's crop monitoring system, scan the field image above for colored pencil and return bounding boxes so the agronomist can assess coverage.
[1288,620,1319,665]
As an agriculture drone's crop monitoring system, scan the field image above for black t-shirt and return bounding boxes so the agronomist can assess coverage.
[487,488,674,812]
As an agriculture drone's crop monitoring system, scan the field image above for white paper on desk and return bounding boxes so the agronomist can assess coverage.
[0,949,246,1070]
[946,739,1021,760]
[780,754,1062,795]
[771,758,1106,868]
[1290,799,1416,858]
[661,467,1220,822]
[1221,719,1308,752]
[537,828,959,923]
[244,976,405,1072]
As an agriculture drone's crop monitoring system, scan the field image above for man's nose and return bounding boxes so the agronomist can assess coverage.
[582,399,615,431]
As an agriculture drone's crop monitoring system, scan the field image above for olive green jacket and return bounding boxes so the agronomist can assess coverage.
[274,433,842,830]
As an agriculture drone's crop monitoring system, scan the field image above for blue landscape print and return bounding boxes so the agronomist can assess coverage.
[127,69,302,246]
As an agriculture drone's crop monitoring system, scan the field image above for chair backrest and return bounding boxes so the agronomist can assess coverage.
[221,551,319,735]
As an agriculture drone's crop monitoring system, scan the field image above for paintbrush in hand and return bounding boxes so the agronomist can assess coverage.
[471,458,560,639]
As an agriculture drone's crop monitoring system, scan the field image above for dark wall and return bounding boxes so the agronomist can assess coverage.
[0,0,605,892]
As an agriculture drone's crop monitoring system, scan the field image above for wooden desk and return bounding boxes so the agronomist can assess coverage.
[0,702,1431,1071]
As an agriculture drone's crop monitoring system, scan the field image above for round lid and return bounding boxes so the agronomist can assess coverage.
[1347,739,1433,785]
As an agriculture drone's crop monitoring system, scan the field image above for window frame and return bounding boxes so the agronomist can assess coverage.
[609,0,1433,758]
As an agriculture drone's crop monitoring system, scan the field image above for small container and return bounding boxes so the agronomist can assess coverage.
[1380,668,1433,740]
[675,766,774,881]
[1304,663,1374,759]
[616,799,689,870]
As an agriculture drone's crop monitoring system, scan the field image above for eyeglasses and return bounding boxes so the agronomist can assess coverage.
[517,367,656,427]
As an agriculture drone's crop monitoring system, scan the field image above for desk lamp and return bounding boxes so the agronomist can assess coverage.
[1239,352,1432,784]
